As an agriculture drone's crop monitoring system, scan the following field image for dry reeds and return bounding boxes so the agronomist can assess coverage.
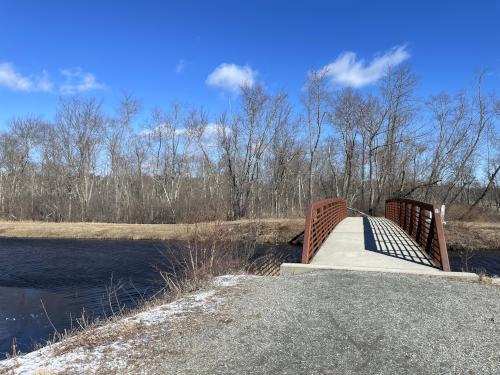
[159,221,258,295]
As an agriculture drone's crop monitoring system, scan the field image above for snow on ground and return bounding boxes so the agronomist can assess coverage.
[0,275,255,375]
[213,274,259,287]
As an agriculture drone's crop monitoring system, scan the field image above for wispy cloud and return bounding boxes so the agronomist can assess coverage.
[0,62,107,94]
[59,68,106,94]
[206,63,256,92]
[176,59,186,74]
[0,62,53,92]
[320,45,410,88]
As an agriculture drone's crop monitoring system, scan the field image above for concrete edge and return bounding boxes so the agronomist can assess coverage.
[280,262,479,280]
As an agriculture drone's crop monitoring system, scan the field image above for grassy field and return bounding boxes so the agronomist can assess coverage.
[445,221,500,251]
[0,218,305,244]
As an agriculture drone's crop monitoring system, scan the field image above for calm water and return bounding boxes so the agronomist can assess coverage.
[0,238,168,357]
[449,250,500,276]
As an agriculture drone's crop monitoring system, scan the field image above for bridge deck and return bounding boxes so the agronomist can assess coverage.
[310,217,443,273]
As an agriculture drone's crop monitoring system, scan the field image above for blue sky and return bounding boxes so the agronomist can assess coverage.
[0,0,499,129]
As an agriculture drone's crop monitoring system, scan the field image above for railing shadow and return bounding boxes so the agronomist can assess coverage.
[363,217,437,268]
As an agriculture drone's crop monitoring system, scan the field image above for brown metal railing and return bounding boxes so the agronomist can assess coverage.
[302,198,347,263]
[385,198,450,271]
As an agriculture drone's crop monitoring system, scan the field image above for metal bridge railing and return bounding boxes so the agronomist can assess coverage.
[385,198,450,271]
[302,198,347,264]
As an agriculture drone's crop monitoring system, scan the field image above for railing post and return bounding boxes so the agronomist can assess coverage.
[417,207,424,247]
[412,204,418,239]
[302,202,314,264]
[433,205,450,272]
[403,202,405,229]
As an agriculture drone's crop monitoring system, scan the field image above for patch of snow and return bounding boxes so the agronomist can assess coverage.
[193,290,216,301]
[213,274,258,287]
[1,334,131,374]
[0,286,229,374]
[127,289,217,326]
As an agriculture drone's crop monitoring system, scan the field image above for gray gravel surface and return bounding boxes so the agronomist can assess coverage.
[140,271,500,375]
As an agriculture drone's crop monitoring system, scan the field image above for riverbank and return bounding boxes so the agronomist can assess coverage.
[0,217,497,252]
[0,219,304,244]
[1,271,499,374]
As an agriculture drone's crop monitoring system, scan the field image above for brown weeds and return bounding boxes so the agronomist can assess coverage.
[159,221,258,295]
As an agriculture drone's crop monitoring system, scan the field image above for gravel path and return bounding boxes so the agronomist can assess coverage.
[146,271,500,374]
[3,271,499,374]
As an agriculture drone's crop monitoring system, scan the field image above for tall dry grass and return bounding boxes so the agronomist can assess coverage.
[158,221,259,294]
[445,204,500,222]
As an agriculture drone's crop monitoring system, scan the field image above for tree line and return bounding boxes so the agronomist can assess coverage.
[0,65,498,223]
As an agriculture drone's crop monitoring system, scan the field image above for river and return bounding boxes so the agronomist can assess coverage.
[0,238,169,357]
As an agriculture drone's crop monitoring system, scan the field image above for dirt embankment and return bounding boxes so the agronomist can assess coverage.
[0,219,305,244]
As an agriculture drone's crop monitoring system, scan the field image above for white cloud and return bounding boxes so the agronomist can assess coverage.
[60,67,106,94]
[321,45,410,88]
[176,59,186,73]
[0,62,53,92]
[206,63,256,92]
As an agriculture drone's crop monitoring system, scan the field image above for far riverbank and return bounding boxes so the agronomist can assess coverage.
[0,218,497,252]
[0,219,304,245]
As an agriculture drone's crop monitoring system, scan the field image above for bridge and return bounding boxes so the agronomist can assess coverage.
[282,198,461,276]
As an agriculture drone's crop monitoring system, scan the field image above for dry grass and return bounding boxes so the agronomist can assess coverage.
[0,218,304,244]
[33,370,56,375]
[51,321,146,357]
[478,272,494,285]
[159,222,260,294]
[445,221,500,251]
[445,204,500,222]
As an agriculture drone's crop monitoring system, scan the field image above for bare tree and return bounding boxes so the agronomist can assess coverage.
[0,67,497,224]
[54,98,105,221]
[303,69,330,205]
